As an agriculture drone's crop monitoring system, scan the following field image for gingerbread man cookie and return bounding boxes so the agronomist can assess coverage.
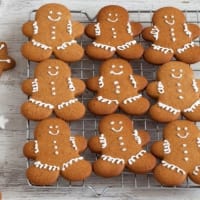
[21,3,84,62]
[142,7,200,64]
[147,61,200,122]
[0,42,15,75]
[86,58,150,115]
[88,114,156,177]
[21,59,85,121]
[85,5,144,60]
[151,120,200,186]
[23,118,91,185]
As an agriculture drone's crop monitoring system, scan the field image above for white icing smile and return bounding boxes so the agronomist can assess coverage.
[48,125,60,135]
[48,65,59,76]
[48,10,62,22]
[177,132,189,139]
[171,69,183,79]
[110,120,123,133]
[107,13,119,23]
[110,64,124,76]
[164,15,175,25]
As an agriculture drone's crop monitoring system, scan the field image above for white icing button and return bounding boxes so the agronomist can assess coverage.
[183,150,188,154]
[184,157,189,161]
[177,83,181,86]
[52,92,56,96]
[113,35,117,38]
[50,81,55,85]
[118,136,123,140]
[120,142,124,146]
[53,140,57,144]
[178,96,184,99]
[114,81,119,85]
[116,90,120,94]
[55,151,59,155]
[52,26,56,29]
[177,89,182,93]
[54,145,58,149]
[122,148,127,152]
[182,144,187,147]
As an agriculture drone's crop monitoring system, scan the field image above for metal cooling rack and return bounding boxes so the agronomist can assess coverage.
[25,9,200,197]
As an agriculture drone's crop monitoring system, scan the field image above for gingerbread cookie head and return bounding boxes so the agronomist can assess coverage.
[21,3,84,62]
[142,7,200,64]
[151,120,200,186]
[24,118,92,185]
[0,42,15,75]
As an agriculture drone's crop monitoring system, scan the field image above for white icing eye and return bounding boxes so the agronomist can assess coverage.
[48,66,52,69]
[57,12,62,15]
[164,15,168,19]
[49,10,53,14]
[171,69,175,72]
[119,65,123,69]
[119,121,123,125]
[111,65,116,68]
[176,126,181,131]
[55,66,59,70]
[171,15,175,19]
[179,69,183,73]
[49,126,53,129]
[110,121,115,125]
[108,13,112,16]
[184,127,188,131]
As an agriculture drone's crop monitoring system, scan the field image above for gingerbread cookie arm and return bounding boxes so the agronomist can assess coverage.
[85,23,96,39]
[72,21,84,38]
[88,136,102,153]
[142,26,155,42]
[137,130,150,146]
[86,76,99,91]
[22,21,34,37]
[133,74,148,91]
[187,23,200,39]
[71,78,86,96]
[21,79,35,95]
[146,81,160,98]
[73,135,87,153]
[130,22,143,37]
[151,141,164,159]
[23,141,37,159]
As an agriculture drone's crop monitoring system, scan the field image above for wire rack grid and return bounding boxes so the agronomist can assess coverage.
[25,9,200,196]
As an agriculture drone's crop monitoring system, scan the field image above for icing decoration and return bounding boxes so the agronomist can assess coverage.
[29,98,54,109]
[197,137,200,147]
[47,11,62,22]
[99,134,107,149]
[183,23,192,38]
[50,81,56,96]
[152,44,174,54]
[47,66,59,76]
[163,139,171,154]
[0,59,11,63]
[94,23,101,36]
[158,102,180,115]
[101,154,125,164]
[34,140,39,154]
[123,94,142,104]
[33,21,38,35]
[107,13,119,23]
[62,157,84,170]
[32,78,39,93]
[117,40,136,51]
[110,67,123,75]
[171,69,183,79]
[192,79,199,93]
[150,25,159,40]
[93,42,116,51]
[67,77,75,91]
[129,75,137,88]
[177,42,194,54]
[32,39,52,50]
[177,132,189,139]
[34,161,60,171]
[192,165,200,176]
[57,98,78,109]
[0,43,5,50]
[158,81,165,94]
[128,150,146,165]
[67,20,72,35]
[111,126,123,133]
[51,25,56,40]
[132,129,142,144]
[127,23,133,36]
[97,96,119,105]
[48,126,59,136]
[113,81,120,94]
[56,40,77,50]
[98,76,104,88]
[164,15,175,26]
[69,136,78,150]
[111,27,117,39]
[161,160,186,175]
[170,28,176,42]
[183,99,200,113]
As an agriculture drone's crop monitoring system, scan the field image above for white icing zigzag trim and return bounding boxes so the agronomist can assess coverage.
[94,23,101,36]
[158,102,180,115]
[32,78,39,93]
[69,136,78,150]
[150,25,159,40]
[192,79,199,93]
[128,150,146,165]
[57,98,78,109]
[127,23,133,36]
[183,23,192,38]
[33,21,38,35]
[152,44,174,54]
[132,129,141,144]
[32,39,52,50]
[192,165,200,176]
[101,155,125,165]
[34,140,39,154]
[98,76,104,88]
[161,160,186,175]
[29,98,54,109]
[67,77,75,91]
[67,20,72,35]
[34,161,60,171]
[129,75,137,88]
[177,42,194,54]
[197,137,200,148]
[163,140,171,154]
[158,81,165,94]
[97,96,119,105]
[183,99,200,113]
[62,157,84,171]
[117,40,136,51]
[93,42,116,52]
[99,134,107,149]
[123,94,142,104]
[56,40,77,50]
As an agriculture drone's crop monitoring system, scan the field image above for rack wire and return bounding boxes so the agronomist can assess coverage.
[25,9,200,196]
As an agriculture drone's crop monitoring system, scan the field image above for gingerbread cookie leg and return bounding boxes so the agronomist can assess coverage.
[154,162,186,186]
[126,151,156,173]
[120,95,150,115]
[149,103,180,122]
[143,46,174,65]
[116,42,144,60]
[175,45,200,64]
[189,165,200,184]
[53,43,84,62]
[61,158,91,181]
[55,100,85,121]
[21,100,53,120]
[21,41,52,62]
[26,165,59,186]
[88,97,118,115]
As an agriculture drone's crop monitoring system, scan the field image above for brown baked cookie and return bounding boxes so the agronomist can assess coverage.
[21,3,84,62]
[88,114,156,178]
[85,5,143,60]
[86,58,150,115]
[146,61,200,122]
[0,42,15,75]
[142,7,200,64]
[151,120,200,186]
[21,59,85,121]
[23,118,92,185]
